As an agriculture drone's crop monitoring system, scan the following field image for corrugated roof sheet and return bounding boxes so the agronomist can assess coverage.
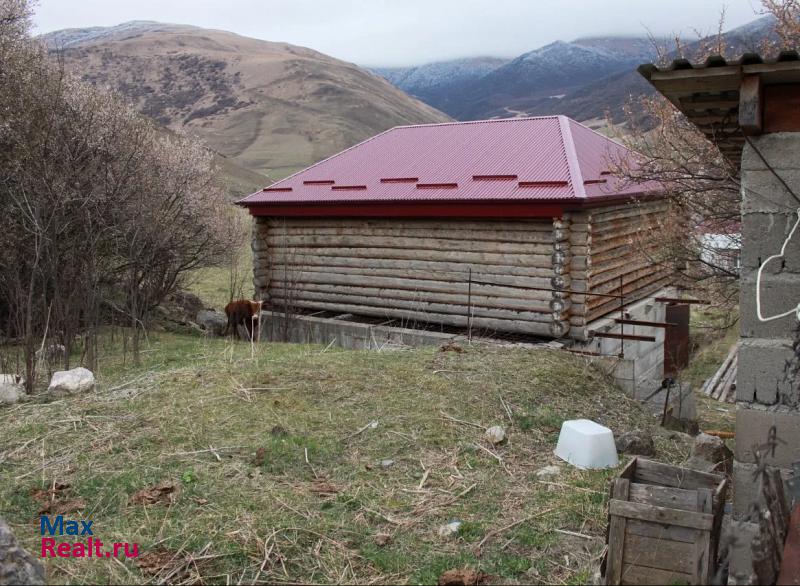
[239,115,661,206]
[638,50,800,167]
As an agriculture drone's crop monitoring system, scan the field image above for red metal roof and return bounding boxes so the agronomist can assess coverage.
[238,116,661,213]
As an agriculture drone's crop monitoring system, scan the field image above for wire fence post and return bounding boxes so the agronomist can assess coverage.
[467,267,473,342]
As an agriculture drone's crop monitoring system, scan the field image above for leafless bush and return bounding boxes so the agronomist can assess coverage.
[0,0,236,385]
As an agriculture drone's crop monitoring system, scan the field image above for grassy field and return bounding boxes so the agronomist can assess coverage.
[0,333,694,585]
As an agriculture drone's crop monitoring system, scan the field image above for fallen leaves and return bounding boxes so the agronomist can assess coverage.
[253,447,267,467]
[135,548,190,582]
[439,341,464,353]
[437,568,491,586]
[130,480,180,505]
[308,478,339,498]
[31,482,86,515]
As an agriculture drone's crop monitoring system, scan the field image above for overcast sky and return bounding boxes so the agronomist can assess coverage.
[32,0,764,67]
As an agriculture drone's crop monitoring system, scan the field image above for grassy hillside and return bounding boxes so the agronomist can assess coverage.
[0,335,692,584]
[44,22,451,180]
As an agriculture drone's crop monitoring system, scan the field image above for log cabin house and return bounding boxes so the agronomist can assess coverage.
[237,116,669,341]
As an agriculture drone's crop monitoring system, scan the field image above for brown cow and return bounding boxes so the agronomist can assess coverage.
[224,299,262,340]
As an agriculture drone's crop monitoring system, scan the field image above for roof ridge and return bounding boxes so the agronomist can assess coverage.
[391,115,562,130]
[557,115,585,198]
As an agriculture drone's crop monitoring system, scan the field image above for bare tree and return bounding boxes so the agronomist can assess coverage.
[0,0,237,381]
[609,1,799,319]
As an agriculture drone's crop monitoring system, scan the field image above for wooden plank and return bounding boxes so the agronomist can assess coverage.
[265,233,555,254]
[268,289,555,321]
[609,500,714,531]
[274,256,557,279]
[264,226,559,244]
[634,459,722,491]
[764,84,800,133]
[625,519,697,544]
[606,478,631,585]
[694,488,714,584]
[739,73,763,135]
[622,533,695,574]
[265,246,554,268]
[270,271,554,302]
[268,266,557,290]
[265,217,554,232]
[702,343,737,396]
[629,484,703,512]
[268,281,553,314]
[714,354,738,401]
[263,299,554,336]
[620,563,693,586]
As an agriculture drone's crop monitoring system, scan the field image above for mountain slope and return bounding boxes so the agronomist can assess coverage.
[42,22,450,180]
[371,16,775,125]
[371,57,508,114]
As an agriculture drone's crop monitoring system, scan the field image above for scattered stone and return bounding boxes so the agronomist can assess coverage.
[0,520,45,585]
[196,310,227,336]
[374,533,392,547]
[48,367,95,395]
[535,465,561,479]
[615,429,656,456]
[438,521,462,538]
[379,459,395,469]
[0,375,22,406]
[437,568,490,586]
[484,425,506,445]
[684,432,733,474]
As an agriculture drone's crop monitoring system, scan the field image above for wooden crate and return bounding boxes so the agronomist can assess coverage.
[604,457,728,585]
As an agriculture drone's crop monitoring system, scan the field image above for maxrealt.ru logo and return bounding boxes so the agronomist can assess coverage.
[40,515,139,559]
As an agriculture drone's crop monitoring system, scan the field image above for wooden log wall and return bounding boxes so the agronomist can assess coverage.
[567,200,672,339]
[251,199,673,340]
[252,217,557,336]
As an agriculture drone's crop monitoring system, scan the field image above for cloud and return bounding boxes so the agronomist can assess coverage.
[32,0,761,66]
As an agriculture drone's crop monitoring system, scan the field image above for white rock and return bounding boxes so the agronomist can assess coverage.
[379,459,395,468]
[485,425,506,444]
[48,367,95,395]
[437,521,461,537]
[535,465,562,479]
[0,375,22,406]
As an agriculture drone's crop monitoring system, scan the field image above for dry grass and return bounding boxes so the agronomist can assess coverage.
[0,333,693,585]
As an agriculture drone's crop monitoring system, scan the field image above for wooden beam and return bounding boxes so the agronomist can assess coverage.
[590,331,657,342]
[739,73,763,135]
[655,297,709,304]
[615,318,677,328]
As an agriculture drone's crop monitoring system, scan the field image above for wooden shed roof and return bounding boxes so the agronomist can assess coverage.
[238,116,663,217]
[638,50,800,167]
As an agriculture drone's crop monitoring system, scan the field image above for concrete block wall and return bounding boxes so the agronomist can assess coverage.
[735,133,800,519]
[575,290,671,396]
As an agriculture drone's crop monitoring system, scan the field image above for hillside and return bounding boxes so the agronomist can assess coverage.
[0,332,694,584]
[41,21,450,180]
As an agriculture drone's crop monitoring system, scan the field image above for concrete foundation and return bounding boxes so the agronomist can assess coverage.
[258,289,672,400]
[257,310,564,351]
[735,133,800,520]
[572,289,673,398]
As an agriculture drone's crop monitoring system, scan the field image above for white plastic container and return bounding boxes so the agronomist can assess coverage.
[554,419,619,470]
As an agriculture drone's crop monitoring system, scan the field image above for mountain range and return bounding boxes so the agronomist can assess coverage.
[370,16,776,125]
[39,15,776,190]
